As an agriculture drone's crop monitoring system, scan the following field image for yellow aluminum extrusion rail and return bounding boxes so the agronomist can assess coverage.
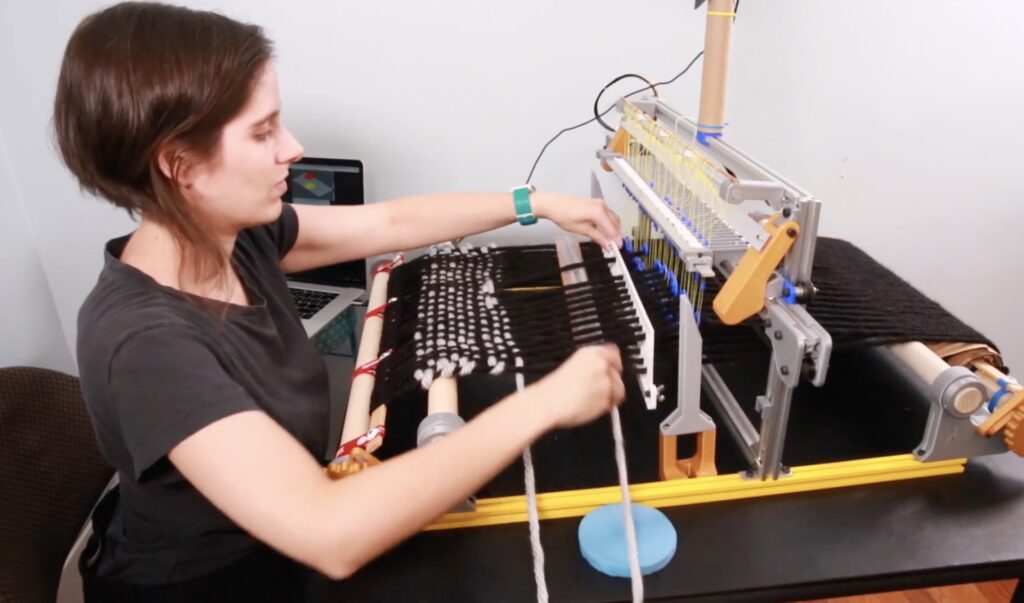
[424,454,965,531]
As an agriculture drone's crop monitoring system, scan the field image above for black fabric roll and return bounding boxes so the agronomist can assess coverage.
[699,237,997,364]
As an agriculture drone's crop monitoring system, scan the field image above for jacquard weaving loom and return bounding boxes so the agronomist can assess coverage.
[326,96,1023,529]
[321,3,1024,597]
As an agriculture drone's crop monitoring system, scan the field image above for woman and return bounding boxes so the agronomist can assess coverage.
[55,2,626,601]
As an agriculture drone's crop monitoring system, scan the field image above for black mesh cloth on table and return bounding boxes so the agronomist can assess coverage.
[696,237,998,364]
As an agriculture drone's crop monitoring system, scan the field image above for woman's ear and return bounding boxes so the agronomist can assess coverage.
[156,143,195,189]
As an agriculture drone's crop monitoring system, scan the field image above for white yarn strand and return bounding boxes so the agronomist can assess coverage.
[517,372,549,603]
[611,406,644,602]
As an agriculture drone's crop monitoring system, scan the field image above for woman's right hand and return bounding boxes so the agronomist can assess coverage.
[528,344,626,430]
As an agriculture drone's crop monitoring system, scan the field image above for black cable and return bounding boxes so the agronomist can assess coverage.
[593,74,658,132]
[525,50,704,184]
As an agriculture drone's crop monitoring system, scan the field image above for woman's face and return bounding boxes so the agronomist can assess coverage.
[187,63,303,236]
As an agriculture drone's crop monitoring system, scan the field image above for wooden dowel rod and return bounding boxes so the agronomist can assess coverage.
[339,257,400,444]
[428,376,459,416]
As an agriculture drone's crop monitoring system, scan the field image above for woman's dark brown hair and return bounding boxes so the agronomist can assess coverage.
[53,2,273,291]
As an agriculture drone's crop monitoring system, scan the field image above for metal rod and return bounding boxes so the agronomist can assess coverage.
[701,364,759,468]
[645,99,814,199]
[754,367,795,480]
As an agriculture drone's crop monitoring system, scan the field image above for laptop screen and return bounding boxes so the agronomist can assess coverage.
[282,157,367,289]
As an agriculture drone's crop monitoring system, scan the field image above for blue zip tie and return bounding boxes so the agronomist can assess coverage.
[781,276,798,304]
[623,238,633,253]
[988,377,1017,412]
[641,243,649,255]
[654,260,666,275]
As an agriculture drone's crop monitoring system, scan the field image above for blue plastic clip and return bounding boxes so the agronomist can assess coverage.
[696,130,723,147]
[988,377,1018,412]
[640,243,650,256]
[623,238,634,254]
[781,276,797,304]
[654,260,666,275]
[666,271,680,297]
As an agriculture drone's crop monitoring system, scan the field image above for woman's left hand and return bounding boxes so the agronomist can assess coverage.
[531,192,623,249]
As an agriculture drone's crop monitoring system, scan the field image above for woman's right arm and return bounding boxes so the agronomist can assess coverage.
[168,345,625,579]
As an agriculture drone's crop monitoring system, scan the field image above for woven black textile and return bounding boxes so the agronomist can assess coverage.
[0,367,114,603]
[371,244,645,410]
[698,237,998,364]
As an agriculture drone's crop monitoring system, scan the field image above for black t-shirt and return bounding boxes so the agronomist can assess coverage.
[77,204,330,584]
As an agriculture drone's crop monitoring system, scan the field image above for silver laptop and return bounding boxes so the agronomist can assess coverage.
[283,157,367,338]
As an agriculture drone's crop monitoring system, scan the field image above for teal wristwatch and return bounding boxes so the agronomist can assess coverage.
[512,184,537,226]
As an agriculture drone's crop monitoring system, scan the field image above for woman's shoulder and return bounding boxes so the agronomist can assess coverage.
[77,254,212,377]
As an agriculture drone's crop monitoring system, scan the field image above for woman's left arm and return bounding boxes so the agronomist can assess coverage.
[280,192,622,274]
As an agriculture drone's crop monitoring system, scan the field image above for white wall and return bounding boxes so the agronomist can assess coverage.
[0,122,75,373]
[725,1,1024,368]
[0,0,1020,371]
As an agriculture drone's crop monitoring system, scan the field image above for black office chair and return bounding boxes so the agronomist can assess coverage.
[0,367,114,603]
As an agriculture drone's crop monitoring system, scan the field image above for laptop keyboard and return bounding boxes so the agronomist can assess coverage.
[289,287,339,319]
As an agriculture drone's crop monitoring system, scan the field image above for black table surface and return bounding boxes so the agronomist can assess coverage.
[309,451,1024,602]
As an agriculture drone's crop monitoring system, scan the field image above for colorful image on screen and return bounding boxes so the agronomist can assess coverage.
[290,169,335,205]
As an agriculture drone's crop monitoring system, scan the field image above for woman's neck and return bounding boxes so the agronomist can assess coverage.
[121,217,246,304]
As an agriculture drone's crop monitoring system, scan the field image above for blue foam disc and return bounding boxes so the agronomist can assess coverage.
[578,503,677,578]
